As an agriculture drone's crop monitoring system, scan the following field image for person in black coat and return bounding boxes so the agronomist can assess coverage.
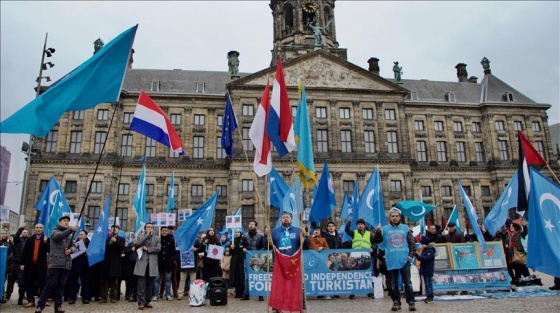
[67,230,90,304]
[121,239,138,302]
[229,229,245,298]
[415,236,436,303]
[199,228,221,281]
[21,224,50,307]
[154,226,176,300]
[99,225,125,303]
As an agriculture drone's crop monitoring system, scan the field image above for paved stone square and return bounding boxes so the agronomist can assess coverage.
[1,273,558,312]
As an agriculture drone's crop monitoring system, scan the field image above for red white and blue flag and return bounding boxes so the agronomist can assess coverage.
[517,130,546,214]
[130,91,185,155]
[249,78,272,177]
[266,57,295,157]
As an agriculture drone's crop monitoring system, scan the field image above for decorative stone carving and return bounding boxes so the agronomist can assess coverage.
[329,99,337,106]
[375,101,383,109]
[184,107,192,114]
[352,100,360,108]
[160,106,169,113]
[181,176,190,183]
[156,176,166,182]
[332,171,342,179]
[229,171,241,179]
[208,108,215,115]
[205,177,215,184]
[357,172,366,180]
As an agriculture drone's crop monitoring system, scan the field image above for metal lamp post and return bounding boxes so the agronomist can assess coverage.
[19,33,55,223]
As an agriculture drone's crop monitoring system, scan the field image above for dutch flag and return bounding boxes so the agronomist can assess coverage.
[130,91,185,155]
[249,78,272,177]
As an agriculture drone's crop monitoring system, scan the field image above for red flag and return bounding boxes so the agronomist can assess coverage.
[517,130,547,213]
[269,247,302,312]
[441,215,447,228]
[426,218,432,228]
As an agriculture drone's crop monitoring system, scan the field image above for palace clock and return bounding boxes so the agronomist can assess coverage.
[303,0,318,13]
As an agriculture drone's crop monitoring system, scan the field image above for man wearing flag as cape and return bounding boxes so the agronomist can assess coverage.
[269,211,309,313]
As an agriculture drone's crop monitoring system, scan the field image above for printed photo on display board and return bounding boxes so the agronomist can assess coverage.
[451,243,480,270]
[180,250,195,268]
[479,241,507,268]
[434,243,454,270]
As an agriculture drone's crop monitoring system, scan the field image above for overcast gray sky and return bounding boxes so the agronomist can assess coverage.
[1,1,558,213]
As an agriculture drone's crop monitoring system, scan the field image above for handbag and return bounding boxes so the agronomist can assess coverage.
[512,249,527,265]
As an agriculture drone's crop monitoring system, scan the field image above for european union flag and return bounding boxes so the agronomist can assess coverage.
[132,165,148,232]
[0,25,137,136]
[88,194,111,266]
[527,168,560,277]
[309,162,336,223]
[35,176,72,226]
[269,167,288,209]
[175,192,218,252]
[483,171,518,235]
[221,93,238,158]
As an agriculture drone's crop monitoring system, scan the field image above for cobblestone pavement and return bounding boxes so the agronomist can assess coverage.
[1,274,558,313]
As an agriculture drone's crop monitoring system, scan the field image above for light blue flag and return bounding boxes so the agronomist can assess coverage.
[166,172,175,213]
[175,192,219,252]
[46,191,61,237]
[339,192,351,220]
[342,181,360,242]
[295,83,316,187]
[88,194,111,266]
[0,25,138,136]
[527,168,560,277]
[458,179,486,250]
[133,165,148,232]
[446,205,462,232]
[277,178,302,228]
[269,167,288,209]
[358,169,388,228]
[34,176,72,226]
[419,217,426,237]
[309,162,336,223]
[72,216,87,241]
[483,171,519,235]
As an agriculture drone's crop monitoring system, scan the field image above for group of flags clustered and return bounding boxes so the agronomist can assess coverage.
[1,25,559,312]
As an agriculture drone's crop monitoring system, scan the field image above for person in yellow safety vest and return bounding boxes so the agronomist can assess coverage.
[344,216,377,300]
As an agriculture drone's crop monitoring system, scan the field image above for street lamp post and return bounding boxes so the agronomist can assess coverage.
[19,33,55,223]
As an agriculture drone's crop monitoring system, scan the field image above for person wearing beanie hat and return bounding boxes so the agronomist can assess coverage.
[374,207,416,311]
[442,222,465,244]
[344,216,377,299]
[415,236,436,303]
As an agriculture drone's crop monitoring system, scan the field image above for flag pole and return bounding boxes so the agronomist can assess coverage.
[67,101,120,248]
[225,89,267,226]
[545,164,560,184]
[110,150,127,237]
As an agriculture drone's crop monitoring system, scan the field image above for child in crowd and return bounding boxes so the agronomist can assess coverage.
[415,236,436,303]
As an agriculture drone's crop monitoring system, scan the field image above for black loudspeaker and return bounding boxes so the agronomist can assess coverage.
[209,277,226,289]
[209,287,227,306]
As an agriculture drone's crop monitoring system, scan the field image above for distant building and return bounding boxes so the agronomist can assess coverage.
[549,123,560,161]
[0,145,11,205]
[20,0,558,232]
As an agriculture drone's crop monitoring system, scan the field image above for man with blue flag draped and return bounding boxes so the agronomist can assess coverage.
[174,192,218,252]
[88,195,111,266]
[527,168,560,278]
[133,165,148,233]
[166,172,175,213]
[309,162,336,223]
[294,83,315,187]
[483,171,518,236]
[269,167,288,209]
[0,25,137,136]
[221,93,238,158]
[35,176,72,226]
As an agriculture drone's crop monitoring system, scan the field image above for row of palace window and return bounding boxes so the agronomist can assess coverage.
[85,107,543,133]
[44,126,545,162]
[414,119,542,133]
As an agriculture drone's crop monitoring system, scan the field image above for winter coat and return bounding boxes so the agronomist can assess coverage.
[134,233,161,277]
[11,227,26,264]
[441,230,465,243]
[21,233,50,281]
[121,242,138,277]
[229,236,245,286]
[103,235,125,277]
[308,235,330,250]
[158,234,176,273]
[415,244,436,277]
[241,230,264,251]
[48,226,76,270]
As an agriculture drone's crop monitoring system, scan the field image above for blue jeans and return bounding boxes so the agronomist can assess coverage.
[423,275,433,298]
[153,272,172,298]
[386,262,415,305]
